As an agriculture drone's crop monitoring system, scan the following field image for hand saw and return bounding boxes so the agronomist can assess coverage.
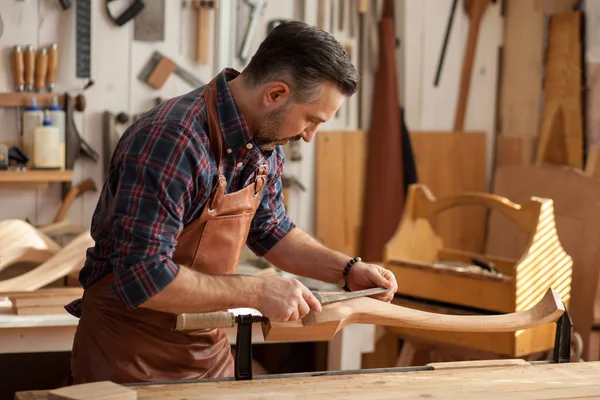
[175,287,390,330]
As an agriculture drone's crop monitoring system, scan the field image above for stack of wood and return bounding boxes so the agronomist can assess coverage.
[3,287,83,315]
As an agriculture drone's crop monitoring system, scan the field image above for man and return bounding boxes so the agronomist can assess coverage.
[66,21,398,384]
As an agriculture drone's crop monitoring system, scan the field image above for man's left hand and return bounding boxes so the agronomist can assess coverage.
[346,261,398,302]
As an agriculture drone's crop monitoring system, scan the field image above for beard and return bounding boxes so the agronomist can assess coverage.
[253,102,300,151]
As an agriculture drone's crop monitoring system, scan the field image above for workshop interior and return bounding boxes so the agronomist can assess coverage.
[1,0,600,398]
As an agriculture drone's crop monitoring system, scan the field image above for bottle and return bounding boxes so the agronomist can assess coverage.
[47,96,66,170]
[33,111,61,169]
[21,96,44,166]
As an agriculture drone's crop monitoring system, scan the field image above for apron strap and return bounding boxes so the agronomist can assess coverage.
[203,79,224,176]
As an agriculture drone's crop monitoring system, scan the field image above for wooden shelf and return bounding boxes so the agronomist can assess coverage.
[0,170,73,184]
[0,93,85,111]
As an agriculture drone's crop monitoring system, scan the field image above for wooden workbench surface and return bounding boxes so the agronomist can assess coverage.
[15,361,600,399]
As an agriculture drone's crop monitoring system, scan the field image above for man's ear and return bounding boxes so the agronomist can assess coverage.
[262,82,290,107]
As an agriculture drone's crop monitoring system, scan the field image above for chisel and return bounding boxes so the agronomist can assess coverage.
[35,48,48,92]
[23,45,35,92]
[11,45,24,137]
[175,287,390,330]
[47,44,58,92]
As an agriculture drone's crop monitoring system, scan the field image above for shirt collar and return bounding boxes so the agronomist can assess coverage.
[213,68,255,154]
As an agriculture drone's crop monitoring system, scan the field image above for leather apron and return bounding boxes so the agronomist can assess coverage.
[70,78,268,384]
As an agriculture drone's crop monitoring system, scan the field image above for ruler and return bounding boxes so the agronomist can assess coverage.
[75,0,91,79]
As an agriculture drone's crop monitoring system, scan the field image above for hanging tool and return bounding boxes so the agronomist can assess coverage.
[138,51,205,89]
[134,0,165,41]
[103,110,129,178]
[193,0,218,64]
[53,178,97,223]
[12,46,24,137]
[454,0,491,132]
[24,45,35,92]
[76,0,94,89]
[47,44,58,92]
[433,0,458,87]
[238,0,267,66]
[63,93,98,198]
[35,48,48,92]
[105,0,145,26]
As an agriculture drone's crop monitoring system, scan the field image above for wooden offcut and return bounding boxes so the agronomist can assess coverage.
[534,11,584,168]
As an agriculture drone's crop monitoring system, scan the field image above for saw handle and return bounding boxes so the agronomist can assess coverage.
[175,311,235,330]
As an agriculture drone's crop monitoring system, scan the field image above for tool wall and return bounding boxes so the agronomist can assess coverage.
[0,0,393,233]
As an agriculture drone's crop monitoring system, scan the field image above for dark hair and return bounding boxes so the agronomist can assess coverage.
[241,21,360,103]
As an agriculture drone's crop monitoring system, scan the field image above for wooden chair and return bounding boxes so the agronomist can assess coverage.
[383,183,573,361]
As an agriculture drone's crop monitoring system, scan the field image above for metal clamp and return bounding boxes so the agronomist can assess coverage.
[552,302,572,363]
[233,314,267,380]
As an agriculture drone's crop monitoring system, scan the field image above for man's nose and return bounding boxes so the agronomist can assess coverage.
[301,127,317,142]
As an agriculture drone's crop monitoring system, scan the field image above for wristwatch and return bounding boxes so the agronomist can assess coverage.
[338,257,361,292]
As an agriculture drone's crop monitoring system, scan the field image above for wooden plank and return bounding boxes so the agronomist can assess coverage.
[494,135,534,168]
[497,0,544,139]
[534,11,584,169]
[315,130,366,256]
[409,131,487,253]
[0,170,72,183]
[16,362,600,399]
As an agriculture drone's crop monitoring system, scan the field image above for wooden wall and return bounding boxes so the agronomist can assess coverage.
[0,0,503,236]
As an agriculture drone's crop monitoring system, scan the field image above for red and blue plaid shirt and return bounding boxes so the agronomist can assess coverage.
[65,68,295,317]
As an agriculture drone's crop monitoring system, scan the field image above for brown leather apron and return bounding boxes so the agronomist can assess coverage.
[70,78,268,384]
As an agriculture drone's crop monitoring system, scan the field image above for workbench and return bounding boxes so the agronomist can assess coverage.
[0,298,376,371]
[14,360,600,399]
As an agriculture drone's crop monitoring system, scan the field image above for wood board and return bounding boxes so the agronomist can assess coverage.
[409,131,487,253]
[498,0,544,140]
[486,164,600,360]
[15,361,600,399]
[534,11,583,168]
[315,130,366,256]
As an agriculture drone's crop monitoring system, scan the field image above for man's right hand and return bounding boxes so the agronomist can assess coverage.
[254,276,322,321]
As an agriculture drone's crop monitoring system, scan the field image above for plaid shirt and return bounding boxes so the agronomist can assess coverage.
[65,68,295,317]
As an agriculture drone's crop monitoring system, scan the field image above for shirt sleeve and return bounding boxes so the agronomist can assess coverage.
[107,122,208,310]
[246,147,296,256]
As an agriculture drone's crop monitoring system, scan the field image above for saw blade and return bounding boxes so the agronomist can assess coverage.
[313,287,390,305]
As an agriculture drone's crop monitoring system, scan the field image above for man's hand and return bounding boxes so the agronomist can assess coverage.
[346,262,398,302]
[254,276,322,321]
